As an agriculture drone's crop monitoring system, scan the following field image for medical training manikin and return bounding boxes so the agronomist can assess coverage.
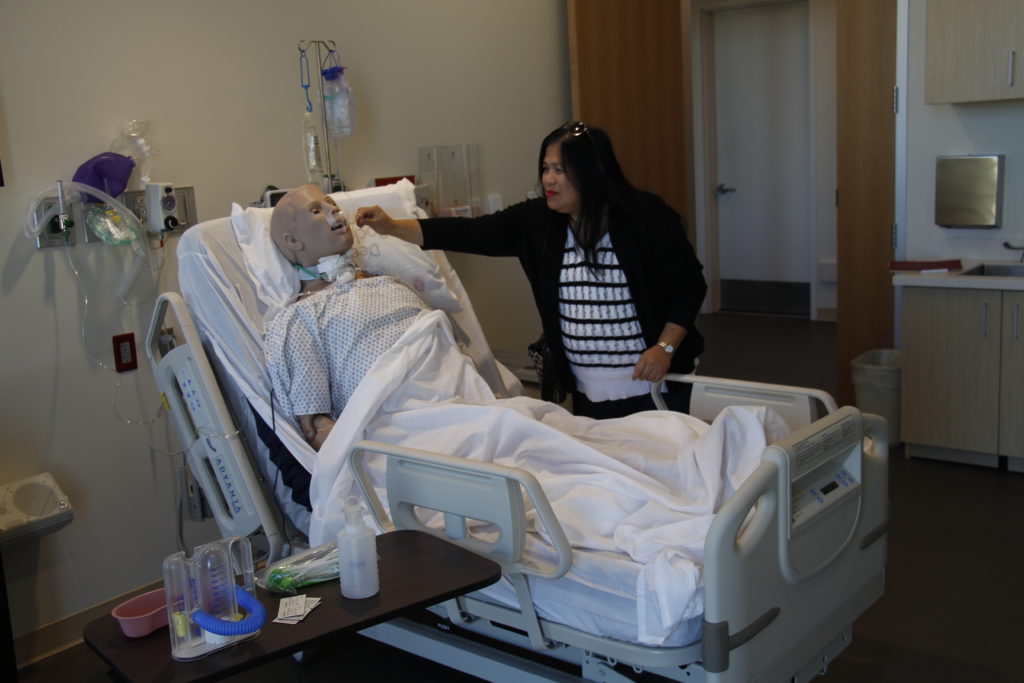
[267,185,430,449]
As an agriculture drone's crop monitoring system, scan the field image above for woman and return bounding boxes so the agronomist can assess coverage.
[356,122,707,418]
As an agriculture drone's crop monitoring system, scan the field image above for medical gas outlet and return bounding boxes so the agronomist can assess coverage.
[35,197,76,248]
[102,184,197,240]
[146,183,180,233]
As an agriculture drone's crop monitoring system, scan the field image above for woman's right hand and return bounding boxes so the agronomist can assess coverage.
[355,205,394,234]
[354,206,425,246]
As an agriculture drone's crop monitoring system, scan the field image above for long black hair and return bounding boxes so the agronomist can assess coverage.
[538,122,638,266]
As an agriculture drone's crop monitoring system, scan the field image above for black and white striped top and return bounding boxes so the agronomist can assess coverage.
[559,229,652,402]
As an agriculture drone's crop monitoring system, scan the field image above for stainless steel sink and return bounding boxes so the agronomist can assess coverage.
[960,263,1024,277]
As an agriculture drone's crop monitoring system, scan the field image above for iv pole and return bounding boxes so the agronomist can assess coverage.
[298,40,343,191]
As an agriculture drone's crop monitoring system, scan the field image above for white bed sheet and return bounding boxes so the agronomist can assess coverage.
[311,310,788,646]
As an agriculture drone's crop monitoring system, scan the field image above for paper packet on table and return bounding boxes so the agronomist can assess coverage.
[258,542,338,594]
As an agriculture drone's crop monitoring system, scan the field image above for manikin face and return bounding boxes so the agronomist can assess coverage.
[278,185,352,265]
[541,142,581,222]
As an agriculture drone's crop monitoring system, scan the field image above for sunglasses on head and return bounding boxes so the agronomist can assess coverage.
[563,121,590,137]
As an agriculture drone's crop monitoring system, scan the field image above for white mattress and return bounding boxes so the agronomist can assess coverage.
[475,537,703,647]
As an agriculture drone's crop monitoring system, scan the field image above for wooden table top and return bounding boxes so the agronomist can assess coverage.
[83,530,501,683]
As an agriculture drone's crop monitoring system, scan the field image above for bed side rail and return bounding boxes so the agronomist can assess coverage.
[349,440,572,580]
[652,373,838,429]
[701,406,888,682]
[146,292,286,560]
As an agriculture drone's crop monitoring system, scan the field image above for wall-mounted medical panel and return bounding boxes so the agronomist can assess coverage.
[101,185,198,242]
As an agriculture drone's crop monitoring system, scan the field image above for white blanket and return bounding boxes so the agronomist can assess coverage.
[308,310,789,645]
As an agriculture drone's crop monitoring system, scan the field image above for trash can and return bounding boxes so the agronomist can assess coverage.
[851,349,901,444]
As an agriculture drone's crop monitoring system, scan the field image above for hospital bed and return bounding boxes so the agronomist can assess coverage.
[145,181,888,682]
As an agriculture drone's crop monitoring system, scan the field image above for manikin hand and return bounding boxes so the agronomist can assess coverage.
[298,414,336,451]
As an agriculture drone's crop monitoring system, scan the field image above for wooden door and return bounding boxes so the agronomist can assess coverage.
[567,0,694,240]
[836,0,897,406]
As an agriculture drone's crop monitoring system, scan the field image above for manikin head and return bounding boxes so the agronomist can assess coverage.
[270,184,353,268]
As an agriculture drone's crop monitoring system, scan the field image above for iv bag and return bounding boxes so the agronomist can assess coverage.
[321,66,354,139]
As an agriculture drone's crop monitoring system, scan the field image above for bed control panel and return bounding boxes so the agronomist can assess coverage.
[791,465,860,531]
[768,407,867,577]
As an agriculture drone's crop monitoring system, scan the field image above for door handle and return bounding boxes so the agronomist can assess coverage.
[716,184,736,196]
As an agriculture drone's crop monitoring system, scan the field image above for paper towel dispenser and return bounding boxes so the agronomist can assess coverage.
[935,155,1004,229]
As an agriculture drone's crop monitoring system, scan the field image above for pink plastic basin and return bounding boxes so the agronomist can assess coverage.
[111,589,168,638]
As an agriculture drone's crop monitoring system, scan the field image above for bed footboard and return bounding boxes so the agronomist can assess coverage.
[653,373,838,429]
[702,406,888,682]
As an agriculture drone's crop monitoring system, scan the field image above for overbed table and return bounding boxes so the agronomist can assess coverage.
[83,530,501,682]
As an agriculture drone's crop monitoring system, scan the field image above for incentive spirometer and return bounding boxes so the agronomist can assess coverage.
[163,535,266,660]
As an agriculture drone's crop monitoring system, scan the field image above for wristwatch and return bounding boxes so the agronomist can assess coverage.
[656,341,676,355]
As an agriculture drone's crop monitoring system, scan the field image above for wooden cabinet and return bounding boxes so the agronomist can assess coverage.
[926,0,1024,104]
[901,287,1000,452]
[1000,291,1024,456]
[901,286,1024,457]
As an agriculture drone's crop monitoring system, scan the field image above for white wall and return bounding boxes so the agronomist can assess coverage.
[904,0,1024,261]
[0,0,567,639]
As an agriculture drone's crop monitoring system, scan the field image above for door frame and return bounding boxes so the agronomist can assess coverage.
[690,0,837,319]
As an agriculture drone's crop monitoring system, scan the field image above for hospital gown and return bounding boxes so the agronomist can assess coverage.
[265,275,428,427]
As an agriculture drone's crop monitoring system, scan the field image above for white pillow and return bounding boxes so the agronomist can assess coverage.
[348,224,460,312]
[230,179,460,318]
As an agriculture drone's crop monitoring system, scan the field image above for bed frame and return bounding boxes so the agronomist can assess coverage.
[145,214,887,682]
[348,401,886,683]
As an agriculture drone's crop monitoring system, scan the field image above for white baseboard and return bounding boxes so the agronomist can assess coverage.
[15,579,161,669]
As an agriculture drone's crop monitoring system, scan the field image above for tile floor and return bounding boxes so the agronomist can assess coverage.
[16,313,1024,682]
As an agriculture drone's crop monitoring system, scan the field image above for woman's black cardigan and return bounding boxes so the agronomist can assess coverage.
[421,196,707,395]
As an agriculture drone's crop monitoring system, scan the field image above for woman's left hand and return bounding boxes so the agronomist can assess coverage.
[632,346,672,383]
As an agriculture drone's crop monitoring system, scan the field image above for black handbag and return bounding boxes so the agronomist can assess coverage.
[527,334,566,404]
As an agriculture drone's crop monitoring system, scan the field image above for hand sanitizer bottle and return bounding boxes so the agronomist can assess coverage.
[338,497,378,599]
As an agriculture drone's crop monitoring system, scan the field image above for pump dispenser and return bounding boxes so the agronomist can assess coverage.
[337,497,378,599]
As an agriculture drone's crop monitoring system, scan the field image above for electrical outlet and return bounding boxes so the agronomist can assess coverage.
[112,332,138,372]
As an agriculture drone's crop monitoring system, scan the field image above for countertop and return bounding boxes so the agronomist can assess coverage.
[893,260,1024,291]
